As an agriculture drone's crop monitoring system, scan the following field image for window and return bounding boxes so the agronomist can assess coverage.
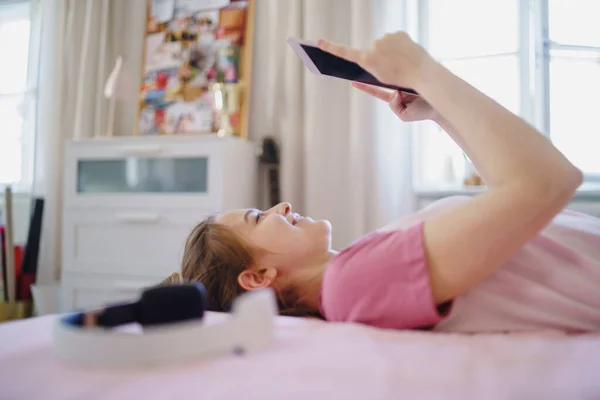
[413,0,600,189]
[546,0,600,178]
[0,0,39,193]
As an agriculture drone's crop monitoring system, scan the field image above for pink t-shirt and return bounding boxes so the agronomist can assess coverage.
[320,196,600,333]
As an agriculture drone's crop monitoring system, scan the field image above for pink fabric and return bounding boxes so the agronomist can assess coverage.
[321,222,445,329]
[1,314,600,399]
[321,196,600,333]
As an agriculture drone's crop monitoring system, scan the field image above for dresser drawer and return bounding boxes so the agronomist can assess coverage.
[63,137,224,209]
[62,209,203,277]
[61,273,163,313]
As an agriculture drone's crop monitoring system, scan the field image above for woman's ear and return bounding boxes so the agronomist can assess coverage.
[237,267,277,291]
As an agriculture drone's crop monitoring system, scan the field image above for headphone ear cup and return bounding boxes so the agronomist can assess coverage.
[137,283,208,327]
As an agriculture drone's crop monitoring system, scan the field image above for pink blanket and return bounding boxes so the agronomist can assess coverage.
[1,314,599,400]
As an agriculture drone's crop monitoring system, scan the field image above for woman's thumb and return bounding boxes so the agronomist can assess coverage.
[389,91,404,114]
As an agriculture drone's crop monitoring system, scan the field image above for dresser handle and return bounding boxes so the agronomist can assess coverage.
[116,144,163,156]
[114,213,161,224]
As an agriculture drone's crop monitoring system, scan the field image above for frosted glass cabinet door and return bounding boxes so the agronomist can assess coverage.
[77,157,209,194]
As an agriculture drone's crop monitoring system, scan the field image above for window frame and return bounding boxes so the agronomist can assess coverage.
[413,0,600,189]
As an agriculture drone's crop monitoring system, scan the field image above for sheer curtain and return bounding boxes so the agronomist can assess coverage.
[35,0,145,284]
[0,0,40,193]
[250,0,416,250]
[0,0,41,243]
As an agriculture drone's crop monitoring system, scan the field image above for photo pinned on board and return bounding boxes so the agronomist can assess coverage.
[145,33,183,72]
[193,10,219,44]
[164,95,215,134]
[213,45,239,83]
[141,68,181,106]
[216,5,246,46]
[165,9,198,45]
[177,10,219,88]
[148,0,173,33]
[150,0,174,23]
[139,107,160,136]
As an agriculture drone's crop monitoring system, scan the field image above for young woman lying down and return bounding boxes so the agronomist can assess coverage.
[164,32,600,333]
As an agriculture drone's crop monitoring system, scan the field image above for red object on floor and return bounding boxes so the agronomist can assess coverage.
[0,230,26,300]
[19,273,34,300]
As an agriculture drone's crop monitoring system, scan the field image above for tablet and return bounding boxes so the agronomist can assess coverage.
[287,38,418,95]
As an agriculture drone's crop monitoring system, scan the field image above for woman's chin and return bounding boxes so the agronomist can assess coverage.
[300,219,332,246]
[320,219,332,233]
[309,218,331,233]
[315,220,333,247]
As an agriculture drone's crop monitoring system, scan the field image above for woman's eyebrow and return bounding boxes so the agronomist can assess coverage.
[244,209,257,224]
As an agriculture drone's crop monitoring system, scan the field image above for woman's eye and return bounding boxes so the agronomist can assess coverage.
[256,213,263,223]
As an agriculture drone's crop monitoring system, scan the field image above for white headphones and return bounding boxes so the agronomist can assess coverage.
[53,285,277,367]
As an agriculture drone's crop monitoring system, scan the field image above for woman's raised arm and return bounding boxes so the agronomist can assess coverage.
[319,32,582,303]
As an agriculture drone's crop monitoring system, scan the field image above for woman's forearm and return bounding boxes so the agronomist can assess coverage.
[414,59,582,194]
[432,114,495,187]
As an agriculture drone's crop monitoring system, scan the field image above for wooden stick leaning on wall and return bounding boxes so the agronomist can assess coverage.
[3,187,16,303]
[0,208,4,301]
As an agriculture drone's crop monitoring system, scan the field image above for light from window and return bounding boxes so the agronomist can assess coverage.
[547,0,600,176]
[429,0,519,59]
[0,3,31,188]
[549,52,600,175]
[548,0,600,47]
[416,0,520,189]
[444,55,521,115]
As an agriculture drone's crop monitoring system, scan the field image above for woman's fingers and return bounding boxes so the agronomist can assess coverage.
[351,82,394,102]
[351,82,408,116]
[399,92,418,104]
[391,93,406,114]
[318,39,363,64]
[392,91,405,107]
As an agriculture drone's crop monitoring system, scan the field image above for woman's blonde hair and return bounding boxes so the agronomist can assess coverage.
[162,272,183,284]
[161,216,322,318]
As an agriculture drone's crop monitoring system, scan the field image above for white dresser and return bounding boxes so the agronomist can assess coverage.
[60,134,258,312]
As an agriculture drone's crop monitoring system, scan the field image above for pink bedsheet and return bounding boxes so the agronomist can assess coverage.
[1,314,599,400]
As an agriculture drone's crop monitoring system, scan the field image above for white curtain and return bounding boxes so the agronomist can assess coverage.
[250,0,417,250]
[35,0,145,284]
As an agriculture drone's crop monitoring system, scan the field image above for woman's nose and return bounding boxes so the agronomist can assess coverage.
[274,202,292,216]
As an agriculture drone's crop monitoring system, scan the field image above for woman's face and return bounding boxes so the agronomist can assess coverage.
[216,202,332,270]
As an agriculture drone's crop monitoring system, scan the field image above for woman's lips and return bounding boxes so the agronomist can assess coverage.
[292,214,301,225]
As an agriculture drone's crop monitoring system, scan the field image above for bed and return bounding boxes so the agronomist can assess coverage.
[1,313,599,400]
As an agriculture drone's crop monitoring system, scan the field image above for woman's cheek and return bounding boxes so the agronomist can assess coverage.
[258,221,291,247]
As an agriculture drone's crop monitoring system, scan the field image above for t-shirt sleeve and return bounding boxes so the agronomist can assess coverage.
[320,221,449,330]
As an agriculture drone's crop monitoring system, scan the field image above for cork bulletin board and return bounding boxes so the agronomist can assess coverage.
[136,0,255,138]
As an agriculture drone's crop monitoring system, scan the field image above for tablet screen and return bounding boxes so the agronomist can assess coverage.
[299,43,418,95]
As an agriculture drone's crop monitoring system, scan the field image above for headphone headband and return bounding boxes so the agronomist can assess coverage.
[53,287,277,367]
